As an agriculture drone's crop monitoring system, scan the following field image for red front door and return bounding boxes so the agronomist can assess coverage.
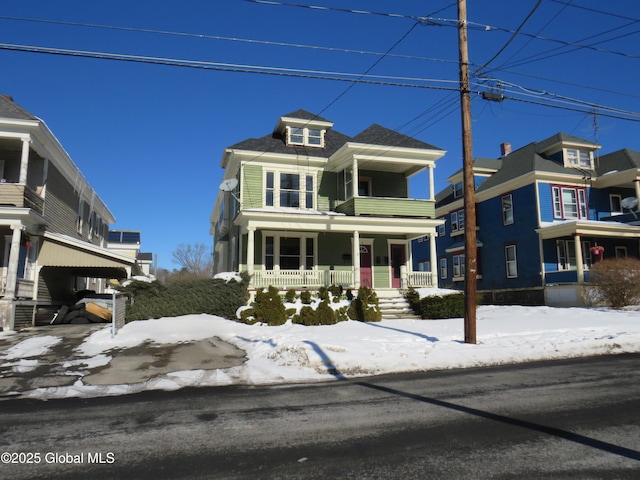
[360,245,372,287]
[390,244,406,288]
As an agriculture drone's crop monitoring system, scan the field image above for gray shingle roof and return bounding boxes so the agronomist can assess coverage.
[352,124,443,150]
[596,149,640,175]
[0,95,38,121]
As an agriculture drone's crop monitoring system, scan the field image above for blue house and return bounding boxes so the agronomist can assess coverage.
[431,134,640,306]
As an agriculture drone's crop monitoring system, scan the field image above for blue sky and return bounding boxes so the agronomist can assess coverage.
[2,1,639,269]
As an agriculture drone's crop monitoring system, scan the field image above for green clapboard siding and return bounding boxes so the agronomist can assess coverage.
[242,164,263,208]
[335,197,435,218]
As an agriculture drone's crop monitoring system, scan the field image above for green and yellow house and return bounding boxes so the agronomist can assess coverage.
[210,110,445,293]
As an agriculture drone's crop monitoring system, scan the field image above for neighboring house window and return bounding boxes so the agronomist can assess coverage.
[557,240,592,270]
[564,148,593,169]
[438,221,446,237]
[505,244,518,278]
[287,127,324,147]
[439,257,447,279]
[77,200,84,234]
[615,246,627,258]
[452,254,465,278]
[358,177,372,197]
[450,209,464,233]
[264,234,316,270]
[502,194,514,225]
[552,186,588,220]
[265,171,315,209]
[344,168,353,199]
[418,260,430,272]
[610,194,622,216]
[453,181,463,199]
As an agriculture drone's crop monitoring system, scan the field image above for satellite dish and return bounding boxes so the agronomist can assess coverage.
[219,178,238,192]
[621,197,639,219]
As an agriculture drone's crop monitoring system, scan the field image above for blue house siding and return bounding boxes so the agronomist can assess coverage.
[476,183,542,290]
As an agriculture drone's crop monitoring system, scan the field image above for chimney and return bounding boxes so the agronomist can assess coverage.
[500,142,512,157]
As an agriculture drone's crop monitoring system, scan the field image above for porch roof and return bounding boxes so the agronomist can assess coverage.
[536,220,640,240]
[235,208,442,236]
[39,232,136,270]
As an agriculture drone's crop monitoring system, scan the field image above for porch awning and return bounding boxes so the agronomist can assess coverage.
[536,220,640,240]
[39,232,136,270]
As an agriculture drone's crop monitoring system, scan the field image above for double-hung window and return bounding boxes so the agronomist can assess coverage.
[502,194,514,225]
[450,208,464,233]
[565,148,592,169]
[264,234,316,270]
[505,245,518,278]
[265,171,315,209]
[453,254,465,278]
[552,186,587,220]
[287,127,324,147]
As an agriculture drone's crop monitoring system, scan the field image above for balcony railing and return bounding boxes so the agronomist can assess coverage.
[334,196,435,217]
[0,183,44,215]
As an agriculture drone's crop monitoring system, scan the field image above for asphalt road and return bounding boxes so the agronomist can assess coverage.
[0,354,639,479]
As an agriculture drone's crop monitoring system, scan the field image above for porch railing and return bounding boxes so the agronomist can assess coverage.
[251,268,434,289]
[407,271,433,288]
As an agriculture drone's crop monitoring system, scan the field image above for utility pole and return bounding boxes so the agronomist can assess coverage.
[457,0,477,344]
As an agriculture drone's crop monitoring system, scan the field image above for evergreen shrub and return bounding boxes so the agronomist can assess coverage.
[347,286,382,322]
[253,286,287,326]
[418,293,465,319]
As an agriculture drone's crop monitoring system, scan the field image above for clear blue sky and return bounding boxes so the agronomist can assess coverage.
[2,1,639,269]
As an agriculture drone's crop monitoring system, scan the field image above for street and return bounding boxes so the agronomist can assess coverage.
[1,354,639,479]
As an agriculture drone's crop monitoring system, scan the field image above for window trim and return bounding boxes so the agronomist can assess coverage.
[551,185,588,220]
[609,194,622,216]
[564,148,593,169]
[286,126,325,148]
[502,193,514,225]
[262,232,318,271]
[439,257,447,279]
[264,170,315,209]
[505,244,518,278]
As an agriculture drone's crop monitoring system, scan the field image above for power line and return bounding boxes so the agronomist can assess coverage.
[0,15,461,66]
[549,0,640,22]
[474,0,542,76]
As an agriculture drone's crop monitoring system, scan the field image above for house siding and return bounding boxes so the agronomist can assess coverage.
[242,164,263,209]
[316,170,336,211]
[42,164,82,237]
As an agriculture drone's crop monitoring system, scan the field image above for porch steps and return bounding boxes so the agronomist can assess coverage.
[377,294,421,320]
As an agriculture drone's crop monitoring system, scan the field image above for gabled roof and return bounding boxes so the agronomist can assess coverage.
[352,124,442,151]
[0,94,38,121]
[596,148,640,175]
[278,109,332,123]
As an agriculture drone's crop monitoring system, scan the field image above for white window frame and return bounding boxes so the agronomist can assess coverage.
[453,181,463,199]
[564,148,593,169]
[615,246,628,258]
[264,170,315,209]
[502,194,514,225]
[505,244,518,278]
[439,257,447,279]
[450,211,458,232]
[452,253,465,279]
[552,185,588,220]
[438,221,446,237]
[609,194,622,216]
[262,232,318,270]
[286,126,325,147]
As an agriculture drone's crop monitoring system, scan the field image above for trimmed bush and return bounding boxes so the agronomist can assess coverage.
[300,290,312,304]
[588,258,640,309]
[285,289,297,303]
[404,287,421,315]
[316,299,338,325]
[347,286,382,322]
[318,286,330,302]
[328,284,343,302]
[253,286,287,326]
[292,305,316,326]
[418,293,465,319]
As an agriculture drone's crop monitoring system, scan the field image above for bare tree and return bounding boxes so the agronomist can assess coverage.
[172,243,213,277]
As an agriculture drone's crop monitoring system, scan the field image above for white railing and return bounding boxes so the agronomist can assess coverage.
[252,269,354,289]
[407,271,433,288]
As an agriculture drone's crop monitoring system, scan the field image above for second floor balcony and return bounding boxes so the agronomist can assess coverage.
[334,196,435,218]
[0,183,44,215]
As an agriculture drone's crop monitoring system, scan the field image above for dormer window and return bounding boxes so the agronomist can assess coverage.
[287,126,324,147]
[564,148,593,169]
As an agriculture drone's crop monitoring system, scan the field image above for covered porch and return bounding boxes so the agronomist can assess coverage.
[537,220,640,286]
[235,209,441,291]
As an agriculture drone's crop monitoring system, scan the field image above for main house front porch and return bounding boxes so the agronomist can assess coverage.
[235,209,441,292]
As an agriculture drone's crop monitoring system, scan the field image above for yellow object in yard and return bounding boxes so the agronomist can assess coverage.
[86,302,112,321]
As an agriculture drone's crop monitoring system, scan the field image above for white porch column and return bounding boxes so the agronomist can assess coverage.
[3,226,23,299]
[19,138,30,184]
[428,165,435,201]
[353,230,360,289]
[574,234,584,284]
[246,227,255,277]
[430,232,438,287]
[352,158,359,198]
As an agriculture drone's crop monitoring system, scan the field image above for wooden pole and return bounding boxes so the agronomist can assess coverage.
[458,0,477,344]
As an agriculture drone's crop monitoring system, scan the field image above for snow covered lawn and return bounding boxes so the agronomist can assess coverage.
[1,303,637,400]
